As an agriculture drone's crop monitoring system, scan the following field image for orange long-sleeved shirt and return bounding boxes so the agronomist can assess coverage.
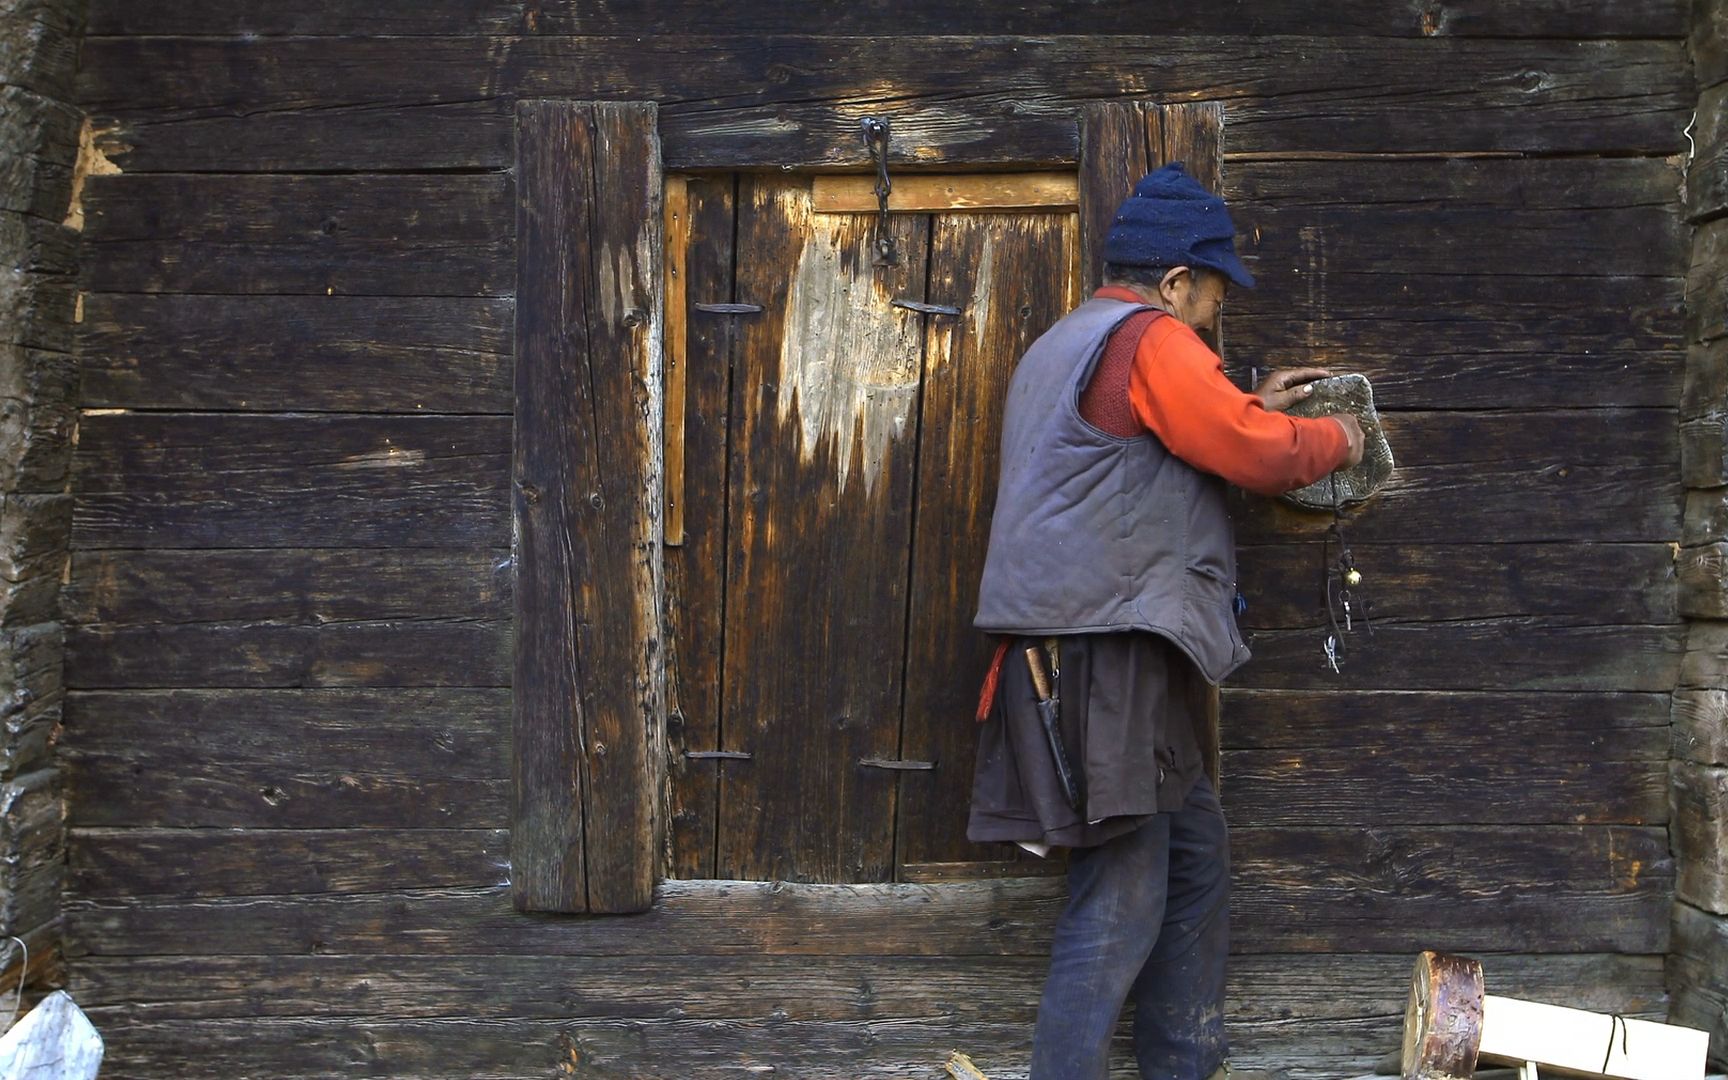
[1088,285,1349,497]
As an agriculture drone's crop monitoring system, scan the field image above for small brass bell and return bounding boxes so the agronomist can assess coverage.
[1344,568,1363,587]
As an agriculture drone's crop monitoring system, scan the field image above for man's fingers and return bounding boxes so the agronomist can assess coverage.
[1266,366,1332,391]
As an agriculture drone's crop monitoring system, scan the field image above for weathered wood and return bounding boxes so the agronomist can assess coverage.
[62,548,509,626]
[1684,338,1728,421]
[70,413,510,549]
[1401,951,1484,1080]
[65,951,1664,1030]
[511,99,665,914]
[77,294,513,412]
[1236,621,1682,692]
[811,172,1077,214]
[664,176,736,880]
[69,828,507,898]
[1669,901,1728,1066]
[1672,760,1728,913]
[0,769,64,936]
[76,36,1689,173]
[714,178,927,883]
[1220,749,1665,826]
[1674,688,1728,767]
[1078,101,1157,295]
[67,620,508,689]
[83,1,1689,38]
[1682,544,1728,618]
[663,174,690,546]
[1700,0,1728,91]
[63,826,1672,957]
[1684,413,1728,487]
[80,173,513,296]
[1687,80,1728,224]
[896,210,1075,870]
[1690,216,1728,346]
[1239,543,1677,628]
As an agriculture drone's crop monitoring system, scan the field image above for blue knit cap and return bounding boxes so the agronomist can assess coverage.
[1101,162,1255,288]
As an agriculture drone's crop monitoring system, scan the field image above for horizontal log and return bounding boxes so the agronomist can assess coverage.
[0,768,63,935]
[63,688,508,828]
[77,36,1688,172]
[63,548,510,626]
[0,85,80,221]
[77,294,513,412]
[66,951,1664,1030]
[1673,688,1728,766]
[1218,751,1665,826]
[83,1,1688,38]
[79,173,513,296]
[66,619,510,688]
[1223,690,1668,749]
[64,826,1672,958]
[1671,761,1728,913]
[69,828,508,899]
[1235,621,1682,692]
[72,160,1683,295]
[70,413,510,548]
[1237,543,1676,628]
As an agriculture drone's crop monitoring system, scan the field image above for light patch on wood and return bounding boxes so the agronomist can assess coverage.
[334,446,426,469]
[62,118,123,233]
[964,232,996,349]
[776,205,922,496]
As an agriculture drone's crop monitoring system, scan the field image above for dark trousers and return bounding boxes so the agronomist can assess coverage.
[1029,772,1230,1080]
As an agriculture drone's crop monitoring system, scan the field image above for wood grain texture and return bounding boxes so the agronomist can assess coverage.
[77,294,513,413]
[75,36,1689,173]
[83,1,1688,38]
[64,825,1671,957]
[895,210,1074,870]
[664,176,738,880]
[1672,761,1728,913]
[69,412,511,549]
[811,172,1077,214]
[511,99,665,914]
[662,174,690,546]
[715,178,928,883]
[1078,101,1158,294]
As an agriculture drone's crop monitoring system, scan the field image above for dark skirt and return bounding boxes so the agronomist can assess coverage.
[966,630,1207,850]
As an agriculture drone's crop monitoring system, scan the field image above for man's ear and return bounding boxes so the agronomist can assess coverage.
[1159,266,1192,302]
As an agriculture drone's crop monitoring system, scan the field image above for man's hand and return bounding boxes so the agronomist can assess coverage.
[1329,414,1365,468]
[1253,367,1331,413]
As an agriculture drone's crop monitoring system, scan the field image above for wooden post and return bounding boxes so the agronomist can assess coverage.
[512,100,666,914]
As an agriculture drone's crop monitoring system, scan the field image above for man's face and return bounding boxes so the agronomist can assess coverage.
[1160,267,1227,335]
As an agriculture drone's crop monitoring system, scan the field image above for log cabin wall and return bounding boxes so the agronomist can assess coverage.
[0,0,87,1012]
[60,4,1691,1076]
[1671,0,1728,1062]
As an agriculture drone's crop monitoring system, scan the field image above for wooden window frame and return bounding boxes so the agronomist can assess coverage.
[511,98,1223,913]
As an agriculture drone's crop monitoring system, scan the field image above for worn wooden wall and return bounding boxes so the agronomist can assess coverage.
[61,3,1689,1076]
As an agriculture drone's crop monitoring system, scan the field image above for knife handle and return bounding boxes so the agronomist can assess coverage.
[1024,646,1052,701]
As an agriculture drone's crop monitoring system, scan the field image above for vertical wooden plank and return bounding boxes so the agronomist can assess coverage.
[896,211,1075,871]
[665,176,738,880]
[511,100,665,914]
[1078,102,1159,295]
[1158,101,1229,794]
[717,177,930,883]
[663,175,690,547]
[512,100,593,913]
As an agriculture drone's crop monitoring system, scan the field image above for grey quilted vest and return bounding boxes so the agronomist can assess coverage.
[973,296,1251,685]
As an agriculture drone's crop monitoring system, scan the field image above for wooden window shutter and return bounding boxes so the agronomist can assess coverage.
[1079,100,1227,793]
[512,100,667,914]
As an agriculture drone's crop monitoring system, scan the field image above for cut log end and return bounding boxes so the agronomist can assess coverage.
[1402,950,1486,1080]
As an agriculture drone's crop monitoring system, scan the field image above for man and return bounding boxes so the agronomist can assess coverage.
[967,162,1365,1080]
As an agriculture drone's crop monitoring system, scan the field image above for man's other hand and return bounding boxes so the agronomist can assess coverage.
[1329,414,1365,468]
[1253,367,1331,412]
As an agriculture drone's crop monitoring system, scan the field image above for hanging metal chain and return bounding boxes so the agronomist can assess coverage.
[860,116,897,266]
[1320,473,1371,674]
